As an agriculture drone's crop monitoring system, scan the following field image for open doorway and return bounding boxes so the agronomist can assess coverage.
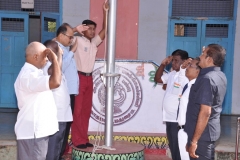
[29,15,41,43]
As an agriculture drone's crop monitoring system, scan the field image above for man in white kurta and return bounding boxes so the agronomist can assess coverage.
[42,40,73,160]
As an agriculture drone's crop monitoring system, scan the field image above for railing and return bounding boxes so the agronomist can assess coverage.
[235,117,240,160]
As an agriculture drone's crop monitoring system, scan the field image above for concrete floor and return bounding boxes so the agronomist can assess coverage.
[0,110,239,160]
[215,115,239,153]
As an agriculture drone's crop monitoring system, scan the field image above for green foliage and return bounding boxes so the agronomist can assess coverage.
[48,22,56,32]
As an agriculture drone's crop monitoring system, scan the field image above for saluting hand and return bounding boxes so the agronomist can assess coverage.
[181,58,192,69]
[70,38,78,53]
[45,48,57,63]
[161,56,172,66]
[75,24,89,35]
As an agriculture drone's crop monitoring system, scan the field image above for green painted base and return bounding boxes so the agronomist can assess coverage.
[72,149,144,160]
[72,140,144,160]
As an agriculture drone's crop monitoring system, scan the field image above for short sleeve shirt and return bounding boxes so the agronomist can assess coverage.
[43,61,73,122]
[184,67,227,142]
[161,68,189,122]
[58,42,79,95]
[74,35,102,73]
[14,63,58,139]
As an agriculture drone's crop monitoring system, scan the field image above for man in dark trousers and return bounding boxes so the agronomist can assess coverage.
[185,44,227,160]
[154,49,189,160]
[71,1,109,149]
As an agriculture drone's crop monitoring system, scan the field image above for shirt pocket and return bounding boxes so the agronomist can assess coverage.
[171,82,181,95]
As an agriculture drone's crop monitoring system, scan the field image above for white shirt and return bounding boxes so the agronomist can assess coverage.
[14,63,58,140]
[43,62,73,122]
[161,68,189,122]
[177,78,196,126]
[58,42,79,95]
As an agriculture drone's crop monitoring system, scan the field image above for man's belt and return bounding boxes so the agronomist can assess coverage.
[178,125,185,130]
[78,71,92,76]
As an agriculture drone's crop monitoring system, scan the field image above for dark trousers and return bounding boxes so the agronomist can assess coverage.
[46,122,67,160]
[166,122,181,160]
[72,74,93,145]
[190,141,215,160]
[60,94,75,157]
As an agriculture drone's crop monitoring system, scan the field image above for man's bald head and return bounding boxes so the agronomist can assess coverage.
[26,41,46,58]
[25,41,48,69]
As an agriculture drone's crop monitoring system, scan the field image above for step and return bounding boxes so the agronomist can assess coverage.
[215,139,240,160]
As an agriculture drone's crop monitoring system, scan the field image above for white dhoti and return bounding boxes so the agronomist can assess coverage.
[178,129,190,160]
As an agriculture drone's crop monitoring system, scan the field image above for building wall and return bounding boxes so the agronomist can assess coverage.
[232,2,240,114]
[138,0,169,64]
[89,0,139,59]
[62,1,240,114]
[62,0,168,62]
[62,0,89,27]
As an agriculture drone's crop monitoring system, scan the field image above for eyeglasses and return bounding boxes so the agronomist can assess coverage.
[62,33,74,40]
[188,63,199,69]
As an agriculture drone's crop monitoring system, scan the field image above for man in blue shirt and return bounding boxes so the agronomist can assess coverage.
[55,23,79,158]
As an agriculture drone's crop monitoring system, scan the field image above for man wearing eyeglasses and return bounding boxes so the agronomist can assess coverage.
[70,1,109,149]
[177,57,201,160]
[55,23,80,157]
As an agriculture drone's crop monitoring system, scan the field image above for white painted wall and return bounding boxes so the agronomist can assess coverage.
[138,0,169,64]
[231,2,240,114]
[62,0,90,28]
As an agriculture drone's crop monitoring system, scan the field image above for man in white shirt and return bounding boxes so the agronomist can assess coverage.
[154,49,189,160]
[177,58,201,160]
[43,40,73,160]
[14,42,61,160]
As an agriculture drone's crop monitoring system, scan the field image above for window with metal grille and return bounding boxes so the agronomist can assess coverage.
[44,17,56,32]
[0,0,59,13]
[175,23,197,37]
[172,0,234,17]
[1,18,24,32]
[205,24,228,38]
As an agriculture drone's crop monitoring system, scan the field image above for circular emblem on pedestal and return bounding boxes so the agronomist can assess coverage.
[91,65,142,125]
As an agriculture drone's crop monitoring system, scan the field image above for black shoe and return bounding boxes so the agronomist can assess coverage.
[76,144,87,149]
[86,142,94,147]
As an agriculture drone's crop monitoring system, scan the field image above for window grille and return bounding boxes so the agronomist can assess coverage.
[175,23,197,37]
[1,18,24,32]
[172,0,234,17]
[205,24,228,38]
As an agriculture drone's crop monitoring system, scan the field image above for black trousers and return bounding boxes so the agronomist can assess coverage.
[166,122,181,160]
[190,141,215,160]
[59,94,75,158]
[46,122,67,160]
